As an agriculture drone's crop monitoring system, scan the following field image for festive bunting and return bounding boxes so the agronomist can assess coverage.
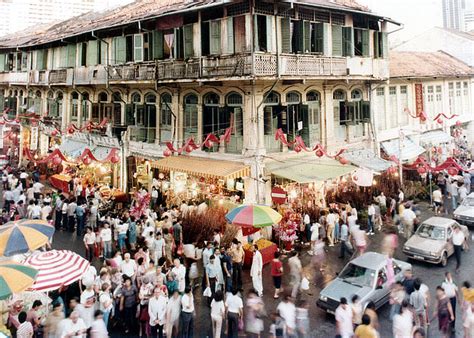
[23,146,120,165]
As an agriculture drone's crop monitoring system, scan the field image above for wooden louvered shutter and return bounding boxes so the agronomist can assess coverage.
[86,40,98,66]
[342,26,354,57]
[331,25,343,56]
[381,32,388,58]
[361,29,370,57]
[184,24,194,58]
[113,36,126,64]
[303,21,311,53]
[373,31,380,58]
[280,17,291,53]
[67,44,76,67]
[210,20,221,55]
[152,31,163,60]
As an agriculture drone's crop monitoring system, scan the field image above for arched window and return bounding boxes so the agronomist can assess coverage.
[226,92,243,106]
[71,92,79,121]
[333,89,346,101]
[71,92,79,100]
[306,91,320,102]
[184,94,198,140]
[56,92,64,100]
[112,91,122,102]
[145,93,156,104]
[203,92,219,105]
[47,91,54,99]
[131,92,141,103]
[35,90,41,98]
[286,91,301,104]
[264,91,280,105]
[351,89,363,101]
[160,93,172,142]
[98,92,108,103]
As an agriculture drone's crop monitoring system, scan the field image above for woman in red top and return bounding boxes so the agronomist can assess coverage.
[271,251,283,299]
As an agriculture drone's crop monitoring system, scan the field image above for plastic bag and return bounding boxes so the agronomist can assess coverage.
[203,287,212,297]
[300,277,310,291]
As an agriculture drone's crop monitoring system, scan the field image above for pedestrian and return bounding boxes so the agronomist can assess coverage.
[179,286,194,338]
[250,244,263,297]
[100,223,112,259]
[354,314,377,338]
[58,311,87,338]
[148,287,168,338]
[75,202,86,236]
[210,290,225,338]
[225,288,243,338]
[433,286,455,338]
[351,294,363,329]
[245,290,264,338]
[351,225,367,257]
[119,277,138,334]
[288,250,302,299]
[441,271,458,330]
[392,300,413,338]
[389,281,406,320]
[269,312,286,338]
[165,290,181,338]
[367,202,375,235]
[98,283,113,329]
[277,294,296,338]
[409,278,427,330]
[295,299,309,338]
[309,220,320,255]
[219,246,232,293]
[338,221,350,259]
[205,255,219,302]
[335,297,353,338]
[363,301,379,331]
[89,310,108,338]
[127,216,137,251]
[16,311,33,338]
[271,251,283,299]
[171,257,186,294]
[452,224,468,273]
[326,209,337,246]
[230,240,244,291]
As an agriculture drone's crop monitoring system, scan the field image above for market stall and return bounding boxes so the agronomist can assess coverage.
[49,173,72,193]
[243,238,277,268]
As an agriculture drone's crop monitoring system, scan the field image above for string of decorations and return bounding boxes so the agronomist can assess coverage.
[23,146,120,166]
[404,107,459,124]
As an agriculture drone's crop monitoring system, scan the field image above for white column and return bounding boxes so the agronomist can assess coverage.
[322,85,334,147]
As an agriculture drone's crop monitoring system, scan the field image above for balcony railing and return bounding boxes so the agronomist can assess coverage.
[128,126,156,143]
[49,69,67,84]
[0,71,28,84]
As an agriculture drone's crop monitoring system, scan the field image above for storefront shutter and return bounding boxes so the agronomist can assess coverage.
[280,17,291,53]
[133,34,143,62]
[331,25,343,56]
[226,17,234,54]
[67,44,76,67]
[113,36,127,64]
[184,24,194,58]
[152,31,164,60]
[210,20,221,55]
[342,26,354,57]
[381,32,388,58]
[86,40,98,66]
[303,21,311,53]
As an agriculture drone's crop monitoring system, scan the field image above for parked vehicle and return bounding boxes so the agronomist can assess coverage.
[317,252,411,313]
[403,216,470,266]
[454,193,474,226]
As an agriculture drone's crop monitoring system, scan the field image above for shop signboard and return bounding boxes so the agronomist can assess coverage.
[271,186,287,204]
[30,126,39,150]
[39,134,49,155]
[415,83,424,118]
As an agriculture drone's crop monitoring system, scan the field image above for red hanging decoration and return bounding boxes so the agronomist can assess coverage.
[83,157,92,165]
[163,148,172,157]
[52,156,62,165]
[448,167,458,176]
[456,120,462,127]
[315,149,324,157]
[338,157,349,165]
[417,167,427,175]
[293,145,302,153]
[110,155,120,164]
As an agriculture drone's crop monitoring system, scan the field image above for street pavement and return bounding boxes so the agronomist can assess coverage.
[50,202,474,338]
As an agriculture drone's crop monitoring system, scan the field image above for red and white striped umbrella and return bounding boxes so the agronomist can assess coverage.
[23,250,90,292]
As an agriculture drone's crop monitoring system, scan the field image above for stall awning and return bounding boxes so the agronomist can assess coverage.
[418,130,452,145]
[91,146,111,161]
[150,156,250,180]
[59,139,88,158]
[344,149,393,173]
[266,157,356,183]
[381,138,425,161]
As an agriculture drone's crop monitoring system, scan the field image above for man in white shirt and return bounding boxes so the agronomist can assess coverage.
[181,287,195,337]
[100,223,112,259]
[326,210,337,246]
[458,184,468,203]
[32,181,44,199]
[441,271,458,327]
[120,253,137,279]
[367,203,376,235]
[225,289,243,337]
[452,225,467,273]
[148,288,168,337]
[335,297,353,338]
[433,188,443,214]
[276,295,296,337]
[58,311,87,338]
[401,204,417,239]
[41,202,52,221]
[171,258,186,293]
[29,200,42,219]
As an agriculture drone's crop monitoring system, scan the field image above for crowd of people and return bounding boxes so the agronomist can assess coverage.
[1,159,474,338]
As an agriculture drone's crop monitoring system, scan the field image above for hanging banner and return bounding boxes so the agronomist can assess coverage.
[30,127,39,151]
[415,83,424,118]
[351,168,374,187]
[39,134,49,155]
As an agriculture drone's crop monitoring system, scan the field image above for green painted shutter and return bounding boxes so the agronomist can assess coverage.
[59,46,68,68]
[86,40,98,66]
[0,54,5,72]
[184,24,194,58]
[381,32,388,58]
[152,31,164,60]
[342,26,354,57]
[67,44,76,67]
[36,50,46,70]
[226,18,234,54]
[331,25,342,56]
[77,43,84,65]
[210,20,221,55]
[125,104,135,125]
[303,21,311,53]
[314,23,325,54]
[373,31,380,58]
[280,17,291,53]
[253,15,259,51]
[295,21,304,53]
[361,101,370,121]
[174,28,183,59]
[100,41,107,64]
[133,34,143,62]
[266,16,274,52]
[361,29,370,57]
[114,36,127,64]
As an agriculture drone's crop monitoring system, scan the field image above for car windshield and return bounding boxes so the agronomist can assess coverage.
[338,263,375,288]
[462,198,474,207]
[416,223,446,240]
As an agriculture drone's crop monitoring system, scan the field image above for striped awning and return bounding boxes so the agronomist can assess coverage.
[151,156,250,180]
[344,149,393,173]
[59,139,88,158]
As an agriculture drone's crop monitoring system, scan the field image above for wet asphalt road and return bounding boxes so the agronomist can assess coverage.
[51,202,474,338]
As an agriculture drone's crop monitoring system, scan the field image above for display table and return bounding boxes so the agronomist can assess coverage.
[111,190,128,202]
[49,174,72,193]
[243,243,278,268]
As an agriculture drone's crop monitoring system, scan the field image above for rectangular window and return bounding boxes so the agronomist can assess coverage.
[374,31,388,58]
[126,35,134,61]
[389,86,396,95]
[71,100,78,121]
[311,22,328,54]
[86,40,99,66]
[400,86,407,94]
[133,34,143,62]
[78,43,87,66]
[201,21,210,55]
[209,20,221,55]
[331,24,343,56]
[113,36,127,64]
[354,28,369,56]
[143,32,152,61]
[376,87,385,96]
[234,15,247,53]
[255,15,268,52]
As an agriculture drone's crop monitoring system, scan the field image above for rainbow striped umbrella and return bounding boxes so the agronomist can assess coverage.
[0,220,55,256]
[225,204,282,228]
[0,262,38,300]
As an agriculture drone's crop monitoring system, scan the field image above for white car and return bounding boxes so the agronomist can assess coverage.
[454,193,474,226]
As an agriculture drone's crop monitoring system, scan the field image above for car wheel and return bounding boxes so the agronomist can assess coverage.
[440,252,448,267]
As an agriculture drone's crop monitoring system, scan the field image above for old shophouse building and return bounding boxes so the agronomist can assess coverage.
[0,0,397,204]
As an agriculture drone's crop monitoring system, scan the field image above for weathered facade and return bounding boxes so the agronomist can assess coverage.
[0,0,396,203]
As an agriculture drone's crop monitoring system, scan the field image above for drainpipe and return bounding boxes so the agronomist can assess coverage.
[91,31,109,89]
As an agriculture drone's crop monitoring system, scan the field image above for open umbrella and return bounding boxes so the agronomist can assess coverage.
[225,204,282,228]
[23,250,90,292]
[0,262,38,300]
[0,219,55,256]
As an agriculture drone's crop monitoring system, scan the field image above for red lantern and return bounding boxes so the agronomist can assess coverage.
[163,149,172,157]
[83,157,92,165]
[436,118,443,124]
[339,157,349,165]
[14,118,20,123]
[456,120,462,127]
[51,130,58,137]
[315,149,324,157]
[207,141,214,148]
[293,145,302,153]
[185,145,194,153]
[0,120,4,125]
[68,127,75,134]
[419,111,427,122]
[110,155,120,164]
[448,168,458,176]
[417,167,427,175]
[52,156,62,165]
